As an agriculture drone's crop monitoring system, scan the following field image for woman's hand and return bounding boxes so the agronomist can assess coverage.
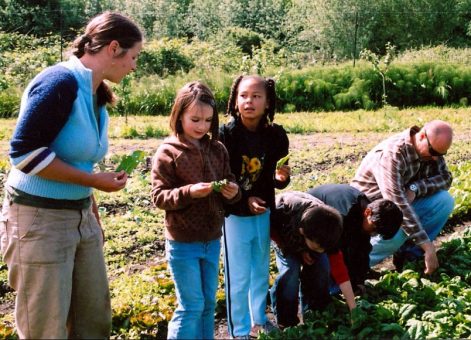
[38,158,128,192]
[275,164,290,182]
[248,196,267,214]
[220,181,239,200]
[91,171,128,192]
[190,182,213,198]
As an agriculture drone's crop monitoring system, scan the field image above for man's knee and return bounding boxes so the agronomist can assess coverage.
[438,190,454,216]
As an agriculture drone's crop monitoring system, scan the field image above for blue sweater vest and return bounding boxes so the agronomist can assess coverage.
[7,56,109,200]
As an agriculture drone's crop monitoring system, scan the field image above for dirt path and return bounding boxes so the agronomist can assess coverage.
[107,129,471,158]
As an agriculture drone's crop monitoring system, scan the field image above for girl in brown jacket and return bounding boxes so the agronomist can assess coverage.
[151,81,240,339]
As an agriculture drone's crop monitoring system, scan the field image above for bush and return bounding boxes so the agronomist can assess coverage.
[110,70,234,116]
[0,89,20,118]
[136,39,194,78]
[387,63,471,107]
[181,38,244,73]
[221,27,265,56]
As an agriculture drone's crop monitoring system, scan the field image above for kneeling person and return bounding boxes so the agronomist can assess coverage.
[270,191,355,329]
[308,184,403,293]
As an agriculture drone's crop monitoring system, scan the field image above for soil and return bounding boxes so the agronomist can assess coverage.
[0,131,470,338]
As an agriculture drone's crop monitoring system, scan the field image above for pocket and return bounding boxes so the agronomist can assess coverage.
[0,213,7,257]
[8,204,68,264]
[6,203,42,240]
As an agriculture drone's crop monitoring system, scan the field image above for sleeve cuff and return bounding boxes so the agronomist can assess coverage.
[12,147,56,175]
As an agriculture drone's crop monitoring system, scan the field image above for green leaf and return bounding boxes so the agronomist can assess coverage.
[211,179,228,192]
[276,153,290,169]
[116,150,146,175]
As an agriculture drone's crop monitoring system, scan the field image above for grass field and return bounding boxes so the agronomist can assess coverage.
[0,106,470,338]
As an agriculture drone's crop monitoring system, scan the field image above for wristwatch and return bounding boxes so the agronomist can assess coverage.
[409,183,418,193]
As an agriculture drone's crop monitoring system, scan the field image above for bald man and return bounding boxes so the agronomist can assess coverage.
[351,120,454,275]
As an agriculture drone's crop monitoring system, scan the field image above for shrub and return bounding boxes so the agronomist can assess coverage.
[135,39,194,78]
[181,38,243,73]
[220,27,264,56]
[0,89,20,118]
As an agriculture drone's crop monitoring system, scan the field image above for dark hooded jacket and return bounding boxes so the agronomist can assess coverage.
[151,134,240,242]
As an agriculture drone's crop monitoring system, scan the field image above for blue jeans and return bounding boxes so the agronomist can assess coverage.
[370,190,454,266]
[166,239,221,339]
[270,246,331,327]
[223,212,270,337]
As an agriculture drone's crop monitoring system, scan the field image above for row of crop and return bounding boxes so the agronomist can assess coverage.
[4,60,471,118]
[261,227,471,339]
[103,224,471,339]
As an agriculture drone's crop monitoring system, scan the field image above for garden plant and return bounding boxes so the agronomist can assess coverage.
[0,106,470,339]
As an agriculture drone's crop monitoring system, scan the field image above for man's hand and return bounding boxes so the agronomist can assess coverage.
[421,241,439,275]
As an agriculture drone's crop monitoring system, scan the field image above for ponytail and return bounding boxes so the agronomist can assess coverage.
[69,11,142,106]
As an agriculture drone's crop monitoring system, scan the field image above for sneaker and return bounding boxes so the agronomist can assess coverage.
[250,320,279,337]
[393,251,421,272]
[392,252,405,272]
[366,269,382,280]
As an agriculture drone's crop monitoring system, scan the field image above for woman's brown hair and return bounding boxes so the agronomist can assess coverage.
[70,11,143,106]
[169,81,219,141]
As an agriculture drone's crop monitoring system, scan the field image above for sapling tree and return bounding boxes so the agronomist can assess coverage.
[360,42,396,106]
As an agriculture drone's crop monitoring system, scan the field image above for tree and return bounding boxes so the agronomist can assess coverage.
[360,42,396,106]
[0,0,88,38]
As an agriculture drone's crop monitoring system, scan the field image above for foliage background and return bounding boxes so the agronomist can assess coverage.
[0,1,471,338]
[1,0,471,117]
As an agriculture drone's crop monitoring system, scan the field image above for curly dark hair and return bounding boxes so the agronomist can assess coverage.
[300,205,343,251]
[368,199,403,240]
[225,75,277,126]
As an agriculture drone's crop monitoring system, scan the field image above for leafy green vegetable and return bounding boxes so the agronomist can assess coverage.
[276,153,290,169]
[212,179,228,192]
[116,150,146,175]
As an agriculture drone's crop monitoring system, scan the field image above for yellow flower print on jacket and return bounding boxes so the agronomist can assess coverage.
[240,155,264,190]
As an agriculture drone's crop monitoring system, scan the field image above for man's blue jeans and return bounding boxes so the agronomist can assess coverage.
[270,246,331,327]
[166,239,220,339]
[370,190,454,266]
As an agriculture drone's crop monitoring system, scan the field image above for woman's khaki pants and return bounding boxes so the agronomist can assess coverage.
[0,200,111,339]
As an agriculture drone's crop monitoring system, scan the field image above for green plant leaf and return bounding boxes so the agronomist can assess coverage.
[211,179,228,192]
[276,153,290,169]
[116,150,146,175]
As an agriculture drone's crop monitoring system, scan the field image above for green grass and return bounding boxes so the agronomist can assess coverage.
[0,106,470,338]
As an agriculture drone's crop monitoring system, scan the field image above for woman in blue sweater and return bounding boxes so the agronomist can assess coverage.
[0,12,142,339]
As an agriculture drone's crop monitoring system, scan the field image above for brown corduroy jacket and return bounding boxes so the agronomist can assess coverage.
[151,134,240,242]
